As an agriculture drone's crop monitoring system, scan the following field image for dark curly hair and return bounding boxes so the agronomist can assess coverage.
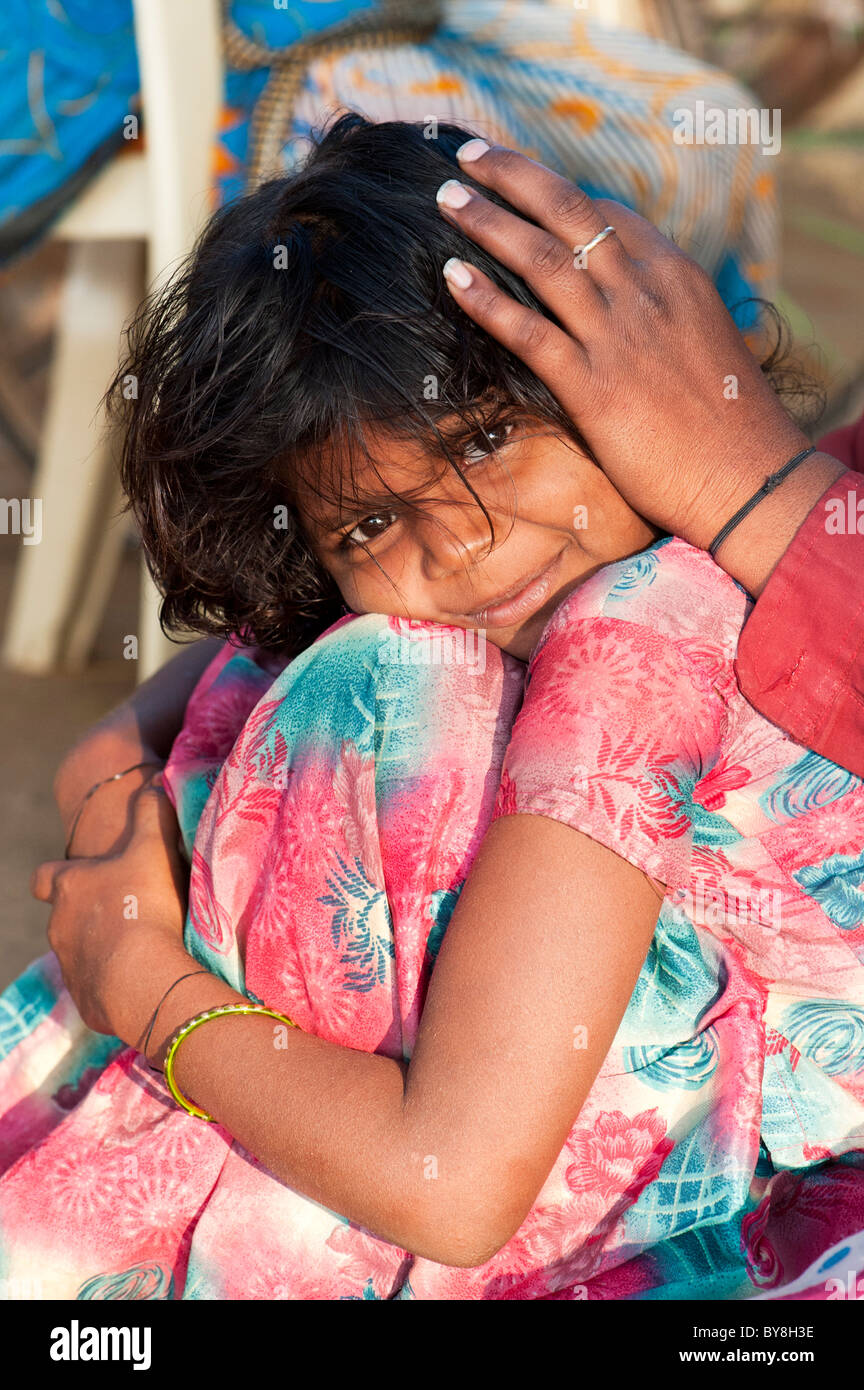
[104,110,822,660]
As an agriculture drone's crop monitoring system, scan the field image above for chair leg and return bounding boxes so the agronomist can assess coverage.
[62,471,133,671]
[2,238,145,674]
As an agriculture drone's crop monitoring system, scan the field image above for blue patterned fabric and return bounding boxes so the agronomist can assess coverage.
[0,0,139,262]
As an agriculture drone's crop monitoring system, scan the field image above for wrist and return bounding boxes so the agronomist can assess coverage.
[141,956,243,1071]
[55,731,163,831]
[672,416,812,553]
[106,934,197,1059]
[63,764,165,858]
[707,449,847,596]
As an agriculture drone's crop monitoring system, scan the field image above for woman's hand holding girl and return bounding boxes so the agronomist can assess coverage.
[436,141,845,594]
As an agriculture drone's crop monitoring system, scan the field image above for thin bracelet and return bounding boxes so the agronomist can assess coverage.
[164,1004,299,1122]
[141,970,211,1072]
[708,446,817,557]
[64,760,164,859]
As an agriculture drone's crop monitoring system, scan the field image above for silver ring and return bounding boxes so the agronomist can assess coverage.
[574,225,616,262]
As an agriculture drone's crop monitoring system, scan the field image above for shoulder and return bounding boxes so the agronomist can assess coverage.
[529,536,753,677]
[496,540,742,885]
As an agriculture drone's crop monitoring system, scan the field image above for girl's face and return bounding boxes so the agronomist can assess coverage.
[300,418,659,661]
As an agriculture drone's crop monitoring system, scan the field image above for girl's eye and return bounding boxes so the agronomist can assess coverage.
[336,423,515,550]
[341,510,398,549]
[463,422,514,465]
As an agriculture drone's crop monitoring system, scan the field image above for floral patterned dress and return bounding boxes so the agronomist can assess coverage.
[1,538,863,1300]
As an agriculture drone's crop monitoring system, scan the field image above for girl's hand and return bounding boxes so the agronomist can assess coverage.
[435,142,830,555]
[30,782,194,1047]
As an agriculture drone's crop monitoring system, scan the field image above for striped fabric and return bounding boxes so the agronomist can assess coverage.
[215,1,779,326]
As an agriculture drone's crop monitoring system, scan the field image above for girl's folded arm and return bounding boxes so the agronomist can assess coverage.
[152,810,661,1267]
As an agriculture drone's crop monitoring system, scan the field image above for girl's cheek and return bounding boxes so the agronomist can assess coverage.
[332,563,378,615]
[335,537,419,617]
[335,574,363,610]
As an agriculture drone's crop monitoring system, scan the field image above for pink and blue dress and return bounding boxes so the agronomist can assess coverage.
[1,538,863,1299]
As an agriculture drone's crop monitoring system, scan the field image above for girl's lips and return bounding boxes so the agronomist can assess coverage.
[461,550,565,628]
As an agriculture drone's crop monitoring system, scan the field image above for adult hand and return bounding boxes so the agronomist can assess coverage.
[31,780,194,1048]
[435,141,844,585]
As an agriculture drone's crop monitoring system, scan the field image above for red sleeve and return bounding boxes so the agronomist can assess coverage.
[817,409,864,474]
[734,431,864,777]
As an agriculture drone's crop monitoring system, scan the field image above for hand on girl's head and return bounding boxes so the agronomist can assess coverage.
[107,114,803,668]
[436,140,810,547]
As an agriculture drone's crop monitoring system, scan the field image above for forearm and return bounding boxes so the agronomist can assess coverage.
[54,637,223,841]
[134,813,645,1269]
[138,955,498,1268]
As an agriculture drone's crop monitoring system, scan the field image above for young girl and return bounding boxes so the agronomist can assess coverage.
[4,114,864,1301]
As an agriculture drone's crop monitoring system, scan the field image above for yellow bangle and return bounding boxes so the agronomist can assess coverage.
[163,1004,298,1122]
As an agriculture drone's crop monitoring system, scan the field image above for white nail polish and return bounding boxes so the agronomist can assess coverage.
[436,180,471,209]
[457,139,490,162]
[443,258,473,289]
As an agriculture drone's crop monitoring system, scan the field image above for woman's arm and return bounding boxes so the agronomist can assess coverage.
[37,794,661,1268]
[53,636,223,856]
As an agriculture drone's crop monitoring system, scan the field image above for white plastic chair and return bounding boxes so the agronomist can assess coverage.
[2,0,222,681]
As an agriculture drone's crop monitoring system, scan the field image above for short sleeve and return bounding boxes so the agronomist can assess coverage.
[492,613,727,886]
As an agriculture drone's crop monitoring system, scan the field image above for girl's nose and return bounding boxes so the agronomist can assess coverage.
[415,498,495,582]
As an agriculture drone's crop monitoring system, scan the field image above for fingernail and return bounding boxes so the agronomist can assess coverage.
[436,179,471,209]
[457,139,490,162]
[443,258,473,289]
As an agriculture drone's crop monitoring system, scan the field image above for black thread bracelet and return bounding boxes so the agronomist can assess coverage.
[141,970,210,1072]
[708,445,818,557]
